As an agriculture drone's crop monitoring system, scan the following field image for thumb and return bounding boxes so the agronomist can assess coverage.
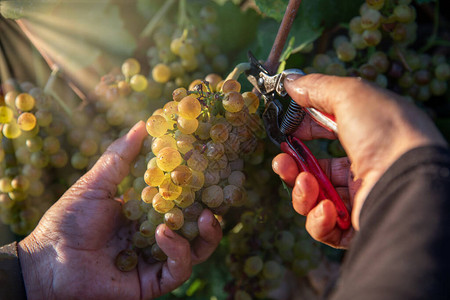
[284,73,361,118]
[79,121,147,193]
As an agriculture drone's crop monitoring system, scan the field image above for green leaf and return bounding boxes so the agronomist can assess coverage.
[215,1,261,54]
[254,0,289,22]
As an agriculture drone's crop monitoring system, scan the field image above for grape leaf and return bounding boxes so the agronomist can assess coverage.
[214,1,260,54]
[254,0,289,22]
[415,0,436,3]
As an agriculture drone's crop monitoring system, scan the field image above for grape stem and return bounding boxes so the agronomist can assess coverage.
[420,1,440,53]
[223,63,251,84]
[44,67,73,117]
[140,0,176,38]
[264,0,302,75]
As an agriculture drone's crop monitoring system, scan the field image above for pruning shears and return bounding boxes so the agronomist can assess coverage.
[245,52,351,230]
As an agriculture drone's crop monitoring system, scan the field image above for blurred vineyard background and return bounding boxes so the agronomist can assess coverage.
[1,0,449,299]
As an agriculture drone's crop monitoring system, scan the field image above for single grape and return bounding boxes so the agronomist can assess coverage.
[152,193,175,214]
[43,136,61,155]
[221,79,241,93]
[435,64,450,81]
[141,186,159,204]
[152,64,171,84]
[152,135,177,156]
[172,87,188,102]
[115,249,138,272]
[71,152,89,170]
[201,185,224,208]
[170,165,192,186]
[3,121,21,139]
[224,185,246,207]
[164,207,184,230]
[144,166,165,187]
[151,243,167,261]
[173,187,195,208]
[394,4,415,23]
[369,52,390,73]
[35,109,52,127]
[156,147,183,172]
[130,74,148,92]
[175,132,196,154]
[180,221,199,241]
[362,29,382,46]
[195,120,213,140]
[122,58,141,78]
[336,42,356,62]
[188,170,205,191]
[0,106,14,123]
[262,260,283,279]
[15,93,35,111]
[140,220,157,237]
[244,256,263,277]
[177,117,198,134]
[123,199,143,220]
[242,92,260,114]
[159,176,183,200]
[0,177,13,193]
[132,232,150,249]
[178,95,202,120]
[228,171,246,187]
[223,92,244,113]
[430,79,447,96]
[146,115,170,137]
[361,8,381,29]
[186,150,208,172]
[349,16,363,34]
[50,150,68,168]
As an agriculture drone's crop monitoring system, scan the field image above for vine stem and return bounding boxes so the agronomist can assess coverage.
[264,0,302,75]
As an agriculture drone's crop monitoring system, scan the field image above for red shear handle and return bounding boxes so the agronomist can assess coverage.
[280,136,351,230]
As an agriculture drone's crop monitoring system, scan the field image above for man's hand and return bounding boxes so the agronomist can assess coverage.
[18,121,222,300]
[273,74,446,248]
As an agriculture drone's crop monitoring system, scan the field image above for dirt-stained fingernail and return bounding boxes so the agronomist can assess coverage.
[285,73,303,84]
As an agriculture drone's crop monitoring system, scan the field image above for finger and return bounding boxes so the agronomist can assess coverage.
[317,157,351,187]
[305,200,350,249]
[75,121,147,195]
[291,172,319,215]
[191,209,222,265]
[155,224,192,295]
[284,73,358,117]
[292,113,337,140]
[272,153,299,187]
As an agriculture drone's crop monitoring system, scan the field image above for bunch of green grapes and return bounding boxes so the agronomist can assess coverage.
[303,0,449,103]
[0,80,70,235]
[67,58,160,173]
[115,76,266,271]
[145,5,229,98]
[223,164,323,300]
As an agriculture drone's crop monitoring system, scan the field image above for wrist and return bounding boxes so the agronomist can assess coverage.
[18,234,53,300]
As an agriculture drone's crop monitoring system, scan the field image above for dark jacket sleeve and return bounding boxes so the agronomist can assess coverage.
[0,241,27,300]
[330,145,450,300]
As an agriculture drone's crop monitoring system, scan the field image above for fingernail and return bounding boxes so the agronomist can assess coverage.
[157,225,175,239]
[285,73,303,85]
[314,202,323,218]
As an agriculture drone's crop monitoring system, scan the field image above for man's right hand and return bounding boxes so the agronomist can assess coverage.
[272,74,447,248]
